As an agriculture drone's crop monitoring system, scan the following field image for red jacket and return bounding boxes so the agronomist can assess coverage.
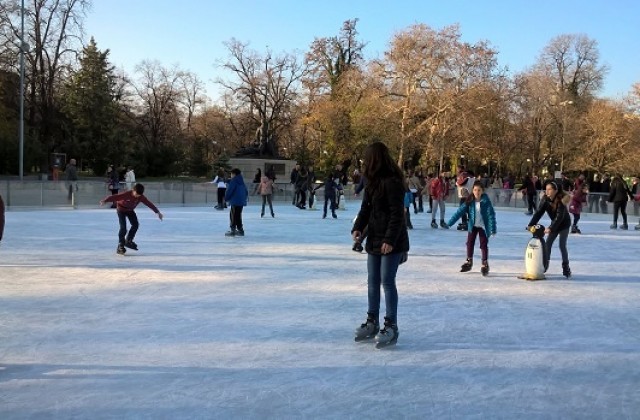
[430,177,449,200]
[103,190,160,214]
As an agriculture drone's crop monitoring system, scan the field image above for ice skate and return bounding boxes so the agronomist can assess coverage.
[124,240,138,250]
[375,317,398,349]
[620,224,628,230]
[457,223,467,231]
[440,220,449,229]
[562,262,571,279]
[481,260,489,276]
[635,224,640,230]
[355,313,379,342]
[570,225,579,234]
[460,258,473,272]
[225,228,236,237]
[236,228,245,237]
[430,220,438,229]
[117,244,126,255]
[332,213,337,219]
[610,223,617,229]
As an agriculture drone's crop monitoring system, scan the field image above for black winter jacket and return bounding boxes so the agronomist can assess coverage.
[608,178,631,203]
[528,193,571,233]
[352,176,410,255]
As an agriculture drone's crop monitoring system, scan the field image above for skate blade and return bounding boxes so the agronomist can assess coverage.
[375,340,398,349]
[354,335,376,342]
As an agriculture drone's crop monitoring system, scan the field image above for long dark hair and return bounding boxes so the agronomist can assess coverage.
[362,141,404,198]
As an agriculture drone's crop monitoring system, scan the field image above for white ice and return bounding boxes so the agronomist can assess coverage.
[1,200,639,419]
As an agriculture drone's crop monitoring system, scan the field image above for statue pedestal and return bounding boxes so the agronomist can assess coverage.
[228,157,296,183]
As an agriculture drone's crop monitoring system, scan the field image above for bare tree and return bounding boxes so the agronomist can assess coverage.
[218,39,306,157]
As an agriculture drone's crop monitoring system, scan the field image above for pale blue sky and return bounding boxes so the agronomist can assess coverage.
[84,0,639,100]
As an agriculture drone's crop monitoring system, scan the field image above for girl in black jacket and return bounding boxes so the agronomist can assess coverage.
[352,141,409,348]
[527,181,572,278]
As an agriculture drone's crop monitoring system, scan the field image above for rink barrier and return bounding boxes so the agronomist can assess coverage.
[0,179,624,214]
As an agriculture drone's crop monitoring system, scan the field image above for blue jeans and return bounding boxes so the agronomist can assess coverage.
[545,227,569,266]
[367,252,402,324]
[117,210,138,245]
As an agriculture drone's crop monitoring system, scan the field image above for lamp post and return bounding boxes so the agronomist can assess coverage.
[559,100,573,174]
[19,0,26,180]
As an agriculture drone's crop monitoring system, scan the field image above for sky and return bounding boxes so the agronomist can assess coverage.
[1,200,639,417]
[83,0,640,101]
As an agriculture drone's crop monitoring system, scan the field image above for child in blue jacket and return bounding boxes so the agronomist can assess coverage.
[225,168,248,237]
[448,180,497,275]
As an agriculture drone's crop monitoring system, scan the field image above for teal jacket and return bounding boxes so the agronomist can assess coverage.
[447,193,497,235]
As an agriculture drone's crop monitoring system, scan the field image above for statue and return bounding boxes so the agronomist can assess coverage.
[234,122,279,158]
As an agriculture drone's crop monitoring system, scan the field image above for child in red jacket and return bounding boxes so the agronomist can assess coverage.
[100,183,163,254]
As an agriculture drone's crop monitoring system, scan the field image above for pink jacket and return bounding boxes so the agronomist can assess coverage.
[569,189,587,215]
[258,176,274,195]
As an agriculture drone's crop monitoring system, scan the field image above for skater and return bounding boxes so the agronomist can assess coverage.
[608,174,632,230]
[314,174,339,219]
[520,174,536,215]
[447,181,497,276]
[455,167,475,230]
[212,168,227,210]
[430,171,450,229]
[99,183,163,255]
[125,166,136,190]
[225,168,248,237]
[352,141,409,348]
[527,181,572,278]
[257,174,275,218]
[569,182,588,233]
[404,187,413,229]
[0,193,5,246]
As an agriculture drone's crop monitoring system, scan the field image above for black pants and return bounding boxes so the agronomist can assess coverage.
[117,210,138,245]
[613,201,628,225]
[527,193,536,213]
[323,194,336,216]
[229,205,244,230]
[217,188,226,207]
[466,226,488,261]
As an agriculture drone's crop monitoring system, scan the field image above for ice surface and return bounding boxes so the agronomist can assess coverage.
[1,201,639,419]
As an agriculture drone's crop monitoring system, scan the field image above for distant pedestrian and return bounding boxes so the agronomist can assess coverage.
[65,158,78,201]
[99,183,163,255]
[106,165,120,208]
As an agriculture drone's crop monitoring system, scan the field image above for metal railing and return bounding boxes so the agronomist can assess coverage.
[0,179,632,216]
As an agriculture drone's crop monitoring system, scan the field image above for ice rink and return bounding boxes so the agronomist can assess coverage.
[1,200,639,419]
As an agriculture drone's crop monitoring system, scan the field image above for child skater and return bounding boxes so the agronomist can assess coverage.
[447,180,497,276]
[527,180,572,278]
[314,174,340,219]
[569,182,588,233]
[225,168,248,237]
[99,183,163,255]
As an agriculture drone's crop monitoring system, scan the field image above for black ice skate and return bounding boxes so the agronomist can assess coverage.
[225,228,236,237]
[375,317,399,349]
[620,224,628,230]
[635,224,640,231]
[440,220,449,229]
[570,226,581,234]
[235,228,245,237]
[460,258,473,272]
[481,260,489,276]
[562,262,571,279]
[124,240,138,250]
[117,244,126,255]
[457,223,467,231]
[355,313,379,342]
[431,220,438,229]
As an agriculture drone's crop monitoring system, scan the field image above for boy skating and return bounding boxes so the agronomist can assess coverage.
[100,183,163,254]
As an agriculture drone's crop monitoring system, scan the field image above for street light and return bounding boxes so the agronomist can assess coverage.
[19,0,27,180]
[559,100,573,174]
